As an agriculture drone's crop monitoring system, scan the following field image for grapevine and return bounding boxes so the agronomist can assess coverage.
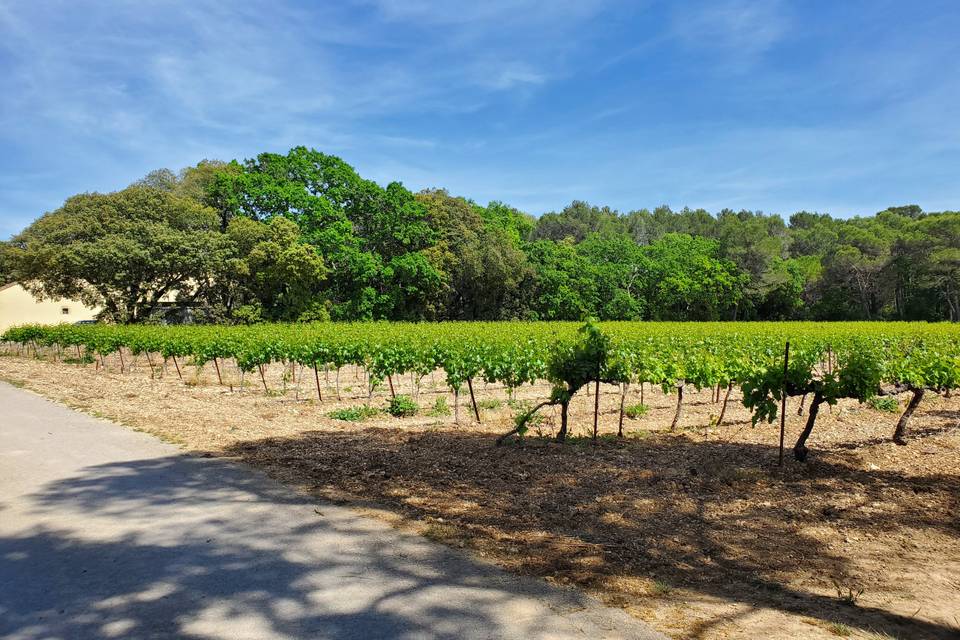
[5,320,959,459]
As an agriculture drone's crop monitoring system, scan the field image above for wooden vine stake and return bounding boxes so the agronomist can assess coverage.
[779,341,790,467]
[467,377,480,422]
[313,363,323,402]
[172,355,182,380]
[213,357,223,385]
[592,378,601,442]
[617,382,628,438]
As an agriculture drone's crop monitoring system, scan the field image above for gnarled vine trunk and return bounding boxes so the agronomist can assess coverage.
[717,382,733,426]
[893,387,924,445]
[670,383,684,431]
[794,390,824,462]
[556,401,570,442]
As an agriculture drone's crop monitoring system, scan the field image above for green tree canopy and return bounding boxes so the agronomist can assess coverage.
[210,147,442,320]
[7,186,233,322]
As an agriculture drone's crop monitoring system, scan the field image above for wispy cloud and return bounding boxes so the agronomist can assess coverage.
[670,0,790,69]
[0,0,958,239]
[366,0,610,27]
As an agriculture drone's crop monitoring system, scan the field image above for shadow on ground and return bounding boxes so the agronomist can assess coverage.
[1,455,638,640]
[218,428,960,639]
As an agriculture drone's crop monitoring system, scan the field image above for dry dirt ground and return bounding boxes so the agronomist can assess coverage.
[1,350,958,640]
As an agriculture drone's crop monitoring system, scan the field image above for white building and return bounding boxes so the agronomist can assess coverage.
[0,283,100,333]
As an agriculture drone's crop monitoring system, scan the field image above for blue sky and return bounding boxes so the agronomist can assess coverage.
[2,0,959,238]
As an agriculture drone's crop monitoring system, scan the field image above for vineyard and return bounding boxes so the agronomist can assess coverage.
[3,320,960,638]
[4,321,959,460]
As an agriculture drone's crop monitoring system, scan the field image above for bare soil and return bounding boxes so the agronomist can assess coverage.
[1,350,958,640]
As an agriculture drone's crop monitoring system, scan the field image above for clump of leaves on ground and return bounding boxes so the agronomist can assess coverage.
[327,406,381,422]
[387,394,418,417]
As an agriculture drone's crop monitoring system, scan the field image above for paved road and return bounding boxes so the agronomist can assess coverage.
[0,382,665,640]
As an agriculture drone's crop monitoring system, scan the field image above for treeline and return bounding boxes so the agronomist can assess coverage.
[1,146,958,323]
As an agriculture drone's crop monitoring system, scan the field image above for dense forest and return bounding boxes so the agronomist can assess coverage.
[2,147,958,323]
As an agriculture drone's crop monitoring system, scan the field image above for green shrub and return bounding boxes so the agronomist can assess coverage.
[624,402,650,419]
[327,406,381,422]
[387,394,418,418]
[827,622,852,637]
[478,398,502,410]
[428,396,451,417]
[650,580,674,596]
[510,400,545,436]
[867,395,900,413]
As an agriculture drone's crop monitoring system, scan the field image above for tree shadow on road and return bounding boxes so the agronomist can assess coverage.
[1,454,644,640]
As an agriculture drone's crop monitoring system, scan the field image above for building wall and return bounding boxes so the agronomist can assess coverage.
[0,283,100,333]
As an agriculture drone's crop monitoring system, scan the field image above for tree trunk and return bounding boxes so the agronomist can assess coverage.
[794,391,824,462]
[670,383,684,431]
[797,393,807,416]
[258,364,268,392]
[556,401,570,442]
[717,382,733,426]
[893,388,924,445]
